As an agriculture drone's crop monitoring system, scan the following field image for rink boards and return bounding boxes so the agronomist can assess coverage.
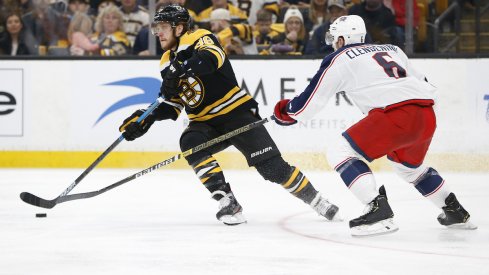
[0,58,488,171]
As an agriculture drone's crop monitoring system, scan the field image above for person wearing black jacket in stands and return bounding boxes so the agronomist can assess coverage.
[0,12,35,55]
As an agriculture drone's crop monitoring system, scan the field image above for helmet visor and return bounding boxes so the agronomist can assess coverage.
[150,22,172,36]
[325,31,334,45]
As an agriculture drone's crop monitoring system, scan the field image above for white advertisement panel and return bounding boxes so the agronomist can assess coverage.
[0,69,23,136]
[0,58,488,156]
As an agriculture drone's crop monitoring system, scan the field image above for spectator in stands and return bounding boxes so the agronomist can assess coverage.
[68,12,99,55]
[0,12,36,55]
[308,0,328,34]
[68,0,90,15]
[387,0,419,30]
[1,0,31,16]
[196,0,248,26]
[158,0,197,19]
[254,9,283,54]
[209,8,257,55]
[281,0,310,7]
[91,4,131,55]
[277,2,313,34]
[97,0,117,15]
[22,0,67,51]
[0,2,6,35]
[229,0,280,25]
[185,0,212,14]
[348,0,403,47]
[1,0,31,34]
[305,0,347,55]
[120,0,149,46]
[269,5,308,55]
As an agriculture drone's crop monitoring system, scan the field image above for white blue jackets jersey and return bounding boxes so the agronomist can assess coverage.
[286,43,437,120]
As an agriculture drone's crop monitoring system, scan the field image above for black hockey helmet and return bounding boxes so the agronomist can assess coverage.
[153,4,191,33]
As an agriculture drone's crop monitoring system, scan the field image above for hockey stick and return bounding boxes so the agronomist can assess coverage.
[20,97,167,209]
[21,116,273,208]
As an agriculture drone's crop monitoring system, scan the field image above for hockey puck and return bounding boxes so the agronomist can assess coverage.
[35,213,47,218]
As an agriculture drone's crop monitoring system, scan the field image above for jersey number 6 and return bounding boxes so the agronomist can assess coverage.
[373,52,406,79]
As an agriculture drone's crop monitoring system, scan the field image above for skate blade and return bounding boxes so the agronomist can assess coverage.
[351,218,399,237]
[446,220,478,230]
[219,212,247,226]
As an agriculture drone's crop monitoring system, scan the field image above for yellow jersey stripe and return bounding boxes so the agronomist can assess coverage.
[282,168,299,188]
[200,177,209,183]
[203,47,224,68]
[173,107,181,116]
[187,86,241,119]
[201,45,225,68]
[179,29,211,47]
[264,3,280,15]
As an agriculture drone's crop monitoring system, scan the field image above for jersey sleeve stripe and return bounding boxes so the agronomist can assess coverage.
[288,48,349,117]
[201,45,226,68]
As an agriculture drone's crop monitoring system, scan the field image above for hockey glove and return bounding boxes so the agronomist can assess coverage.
[119,109,156,141]
[272,99,297,126]
[160,60,191,99]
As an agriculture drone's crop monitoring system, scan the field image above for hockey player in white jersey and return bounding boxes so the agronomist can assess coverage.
[272,15,477,236]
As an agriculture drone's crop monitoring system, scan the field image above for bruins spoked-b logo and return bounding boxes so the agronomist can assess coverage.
[179,76,204,108]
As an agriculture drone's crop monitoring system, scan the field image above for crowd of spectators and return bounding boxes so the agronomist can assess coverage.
[0,0,420,56]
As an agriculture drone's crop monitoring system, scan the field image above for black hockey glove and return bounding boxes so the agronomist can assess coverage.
[119,109,156,141]
[160,61,187,99]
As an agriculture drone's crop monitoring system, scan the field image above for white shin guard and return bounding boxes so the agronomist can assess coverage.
[390,161,451,208]
[327,136,378,204]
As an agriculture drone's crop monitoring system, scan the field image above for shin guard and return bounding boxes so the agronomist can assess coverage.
[191,156,229,196]
[413,168,450,208]
[336,158,378,204]
[280,167,318,204]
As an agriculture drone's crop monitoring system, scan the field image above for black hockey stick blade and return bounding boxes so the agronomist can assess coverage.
[20,192,57,209]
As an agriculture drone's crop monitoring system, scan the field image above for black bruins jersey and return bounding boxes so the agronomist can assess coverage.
[157,29,257,124]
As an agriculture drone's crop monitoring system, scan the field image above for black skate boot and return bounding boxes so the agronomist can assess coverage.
[349,186,399,236]
[212,191,247,226]
[437,193,477,229]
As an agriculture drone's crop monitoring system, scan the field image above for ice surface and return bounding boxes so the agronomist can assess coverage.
[1,169,488,275]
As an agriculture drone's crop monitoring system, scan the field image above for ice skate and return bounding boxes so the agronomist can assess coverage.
[349,186,399,237]
[212,191,247,226]
[310,193,342,221]
[437,193,477,230]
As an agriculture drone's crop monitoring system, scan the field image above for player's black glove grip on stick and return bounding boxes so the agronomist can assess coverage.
[119,109,156,141]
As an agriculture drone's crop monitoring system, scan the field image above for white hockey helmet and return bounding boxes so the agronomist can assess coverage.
[325,15,366,48]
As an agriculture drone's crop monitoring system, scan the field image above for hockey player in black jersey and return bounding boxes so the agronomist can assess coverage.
[119,4,340,225]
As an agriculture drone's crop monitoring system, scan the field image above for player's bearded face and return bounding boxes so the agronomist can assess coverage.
[152,22,178,50]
